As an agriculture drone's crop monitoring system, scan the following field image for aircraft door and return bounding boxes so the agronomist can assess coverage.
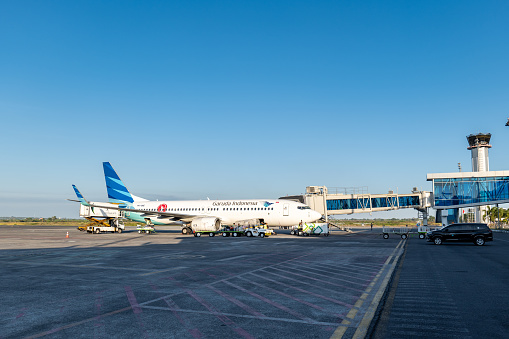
[283,204,289,216]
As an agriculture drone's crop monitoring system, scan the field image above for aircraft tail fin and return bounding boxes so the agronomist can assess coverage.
[103,162,136,204]
[72,185,91,206]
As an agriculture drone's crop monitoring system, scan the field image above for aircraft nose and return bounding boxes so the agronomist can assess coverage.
[311,210,321,221]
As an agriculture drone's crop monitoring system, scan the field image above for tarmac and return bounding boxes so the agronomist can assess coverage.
[0,225,404,339]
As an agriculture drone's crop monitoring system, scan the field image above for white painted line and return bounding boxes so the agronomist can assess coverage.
[351,241,404,338]
[140,305,342,326]
[217,255,247,262]
[138,266,186,276]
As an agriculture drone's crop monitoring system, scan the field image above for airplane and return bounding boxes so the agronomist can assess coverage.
[71,162,322,234]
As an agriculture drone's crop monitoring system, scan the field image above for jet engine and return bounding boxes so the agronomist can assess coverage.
[191,217,221,232]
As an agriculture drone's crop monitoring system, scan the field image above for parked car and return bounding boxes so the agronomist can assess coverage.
[426,223,493,246]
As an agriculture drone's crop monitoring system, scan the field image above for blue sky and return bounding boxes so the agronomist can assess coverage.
[1,1,508,218]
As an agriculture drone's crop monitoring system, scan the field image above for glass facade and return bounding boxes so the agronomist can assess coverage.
[327,195,420,211]
[433,176,509,207]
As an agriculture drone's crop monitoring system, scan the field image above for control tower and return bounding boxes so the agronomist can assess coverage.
[467,133,492,222]
[467,133,491,172]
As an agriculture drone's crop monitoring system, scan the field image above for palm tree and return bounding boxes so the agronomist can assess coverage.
[483,206,492,223]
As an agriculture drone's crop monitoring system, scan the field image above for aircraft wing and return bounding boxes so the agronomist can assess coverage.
[70,200,203,221]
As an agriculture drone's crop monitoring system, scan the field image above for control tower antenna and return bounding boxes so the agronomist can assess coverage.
[466,133,491,172]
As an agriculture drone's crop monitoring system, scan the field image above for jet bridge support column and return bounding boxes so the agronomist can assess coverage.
[417,208,428,226]
[321,186,328,223]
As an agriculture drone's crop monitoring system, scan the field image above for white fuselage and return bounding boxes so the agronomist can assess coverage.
[125,199,321,227]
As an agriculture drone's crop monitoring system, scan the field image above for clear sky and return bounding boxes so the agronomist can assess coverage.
[1,1,508,218]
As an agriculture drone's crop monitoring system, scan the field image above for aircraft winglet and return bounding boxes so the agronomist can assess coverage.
[72,185,91,206]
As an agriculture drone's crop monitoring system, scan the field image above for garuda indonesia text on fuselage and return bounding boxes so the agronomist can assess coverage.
[72,162,321,233]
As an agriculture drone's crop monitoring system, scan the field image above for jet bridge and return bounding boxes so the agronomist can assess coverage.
[280,186,432,224]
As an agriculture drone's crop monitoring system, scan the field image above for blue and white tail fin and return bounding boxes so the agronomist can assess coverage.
[72,185,91,206]
[103,162,148,204]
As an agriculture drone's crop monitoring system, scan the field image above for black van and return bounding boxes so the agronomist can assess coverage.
[426,223,493,246]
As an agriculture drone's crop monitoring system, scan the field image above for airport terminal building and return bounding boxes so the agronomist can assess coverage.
[286,133,509,226]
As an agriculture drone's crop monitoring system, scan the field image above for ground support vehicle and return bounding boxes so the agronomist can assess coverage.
[80,217,112,232]
[244,227,271,238]
[382,227,410,239]
[136,225,156,234]
[218,226,245,237]
[193,230,218,237]
[417,225,430,239]
[426,223,493,246]
[264,229,277,236]
[79,203,124,232]
[290,223,329,236]
[86,223,125,234]
[181,226,193,235]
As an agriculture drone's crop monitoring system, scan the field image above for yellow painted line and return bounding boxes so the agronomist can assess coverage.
[329,239,403,339]
[351,240,404,339]
[346,308,358,319]
[330,325,348,339]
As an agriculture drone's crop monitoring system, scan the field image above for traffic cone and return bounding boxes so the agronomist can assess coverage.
[66,232,69,238]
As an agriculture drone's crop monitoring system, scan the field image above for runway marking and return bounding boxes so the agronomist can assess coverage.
[206,252,313,286]
[268,266,365,292]
[249,272,353,308]
[283,262,369,283]
[330,239,404,339]
[351,240,404,338]
[186,288,255,339]
[256,267,358,297]
[138,266,186,276]
[140,305,343,326]
[237,275,337,315]
[217,255,247,262]
[25,305,134,338]
[207,284,266,318]
[150,284,203,339]
[310,261,382,274]
[223,279,316,323]
[301,262,379,278]
[125,286,142,314]
[12,260,158,272]
[23,250,348,338]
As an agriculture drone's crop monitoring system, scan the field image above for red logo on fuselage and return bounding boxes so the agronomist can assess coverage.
[157,204,167,212]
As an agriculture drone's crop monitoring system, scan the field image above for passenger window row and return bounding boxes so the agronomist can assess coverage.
[142,207,273,212]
